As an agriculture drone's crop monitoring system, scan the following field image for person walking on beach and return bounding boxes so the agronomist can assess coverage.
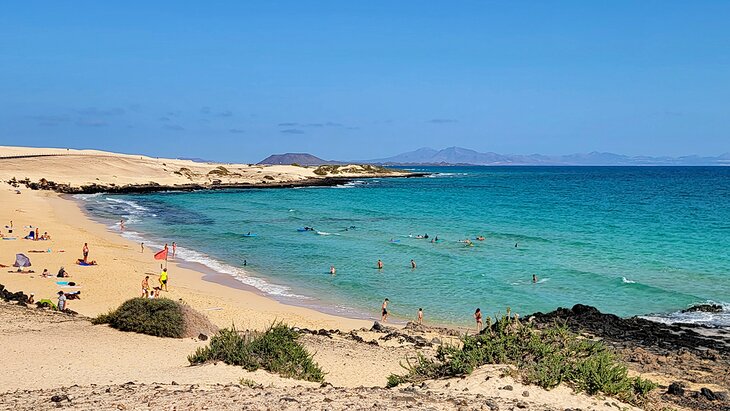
[159,268,169,291]
[34,228,39,241]
[141,276,150,297]
[141,242,144,253]
[82,243,89,263]
[417,308,423,325]
[381,298,389,322]
[474,308,483,332]
[330,265,336,275]
[172,242,177,259]
[377,259,383,270]
[410,259,417,269]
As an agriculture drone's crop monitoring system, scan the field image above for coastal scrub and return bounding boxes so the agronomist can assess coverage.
[92,298,185,338]
[189,323,325,383]
[387,314,656,405]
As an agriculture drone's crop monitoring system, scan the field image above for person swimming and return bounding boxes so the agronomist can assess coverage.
[410,259,416,269]
[330,265,336,275]
[377,259,383,269]
[532,274,538,283]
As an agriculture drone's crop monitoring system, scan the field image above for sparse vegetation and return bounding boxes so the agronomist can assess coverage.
[189,323,325,383]
[92,298,184,338]
[313,165,340,175]
[313,164,396,176]
[387,313,656,405]
[207,166,231,176]
[239,378,262,388]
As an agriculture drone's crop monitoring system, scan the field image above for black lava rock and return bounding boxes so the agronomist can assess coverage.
[667,382,685,396]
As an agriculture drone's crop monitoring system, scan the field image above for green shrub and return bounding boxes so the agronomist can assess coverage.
[189,323,324,383]
[388,313,655,406]
[92,298,184,338]
[313,165,340,175]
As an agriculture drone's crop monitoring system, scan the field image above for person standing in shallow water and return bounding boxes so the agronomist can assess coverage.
[532,274,538,283]
[377,259,383,270]
[330,265,336,275]
[474,308,483,332]
[172,242,177,259]
[417,308,423,325]
[410,259,416,269]
[381,298,389,322]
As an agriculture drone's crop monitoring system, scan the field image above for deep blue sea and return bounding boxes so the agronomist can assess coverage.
[77,167,730,327]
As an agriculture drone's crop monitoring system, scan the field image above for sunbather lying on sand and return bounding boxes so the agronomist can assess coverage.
[76,259,97,266]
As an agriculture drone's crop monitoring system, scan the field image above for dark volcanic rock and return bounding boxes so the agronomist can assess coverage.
[667,382,685,396]
[682,304,724,314]
[527,304,729,355]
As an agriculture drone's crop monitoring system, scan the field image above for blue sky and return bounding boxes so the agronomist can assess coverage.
[1,1,728,162]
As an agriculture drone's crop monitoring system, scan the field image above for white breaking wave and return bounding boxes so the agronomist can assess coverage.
[641,301,730,328]
[622,277,636,284]
[173,246,306,299]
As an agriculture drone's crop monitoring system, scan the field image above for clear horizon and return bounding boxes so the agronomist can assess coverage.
[1,2,729,162]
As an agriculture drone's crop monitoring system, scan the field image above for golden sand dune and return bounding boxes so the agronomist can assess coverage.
[0,146,408,192]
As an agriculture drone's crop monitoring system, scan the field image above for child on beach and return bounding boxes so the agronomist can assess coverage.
[159,268,168,291]
[381,298,389,322]
[474,308,483,332]
[417,308,423,325]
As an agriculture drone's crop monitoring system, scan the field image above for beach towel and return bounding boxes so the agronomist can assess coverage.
[37,299,56,310]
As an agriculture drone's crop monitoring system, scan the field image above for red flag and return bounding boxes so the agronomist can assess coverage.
[154,248,168,260]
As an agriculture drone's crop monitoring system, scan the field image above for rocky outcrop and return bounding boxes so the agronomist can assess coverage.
[682,304,724,314]
[527,304,729,355]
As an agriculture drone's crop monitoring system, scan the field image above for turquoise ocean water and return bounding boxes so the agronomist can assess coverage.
[77,167,730,327]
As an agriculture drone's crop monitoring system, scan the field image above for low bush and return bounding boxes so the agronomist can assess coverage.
[92,298,184,338]
[388,313,656,405]
[189,323,324,383]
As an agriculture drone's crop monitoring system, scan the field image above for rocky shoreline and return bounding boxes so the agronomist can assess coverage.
[528,304,729,411]
[9,173,429,194]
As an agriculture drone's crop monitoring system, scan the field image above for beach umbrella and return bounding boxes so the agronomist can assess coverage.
[13,253,31,268]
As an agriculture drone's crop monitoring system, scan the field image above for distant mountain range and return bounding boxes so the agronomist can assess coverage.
[258,153,339,166]
[366,147,730,166]
[259,148,730,166]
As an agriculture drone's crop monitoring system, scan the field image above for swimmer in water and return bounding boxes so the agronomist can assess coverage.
[532,274,537,283]
[330,265,336,275]
[410,259,416,269]
[377,259,383,269]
